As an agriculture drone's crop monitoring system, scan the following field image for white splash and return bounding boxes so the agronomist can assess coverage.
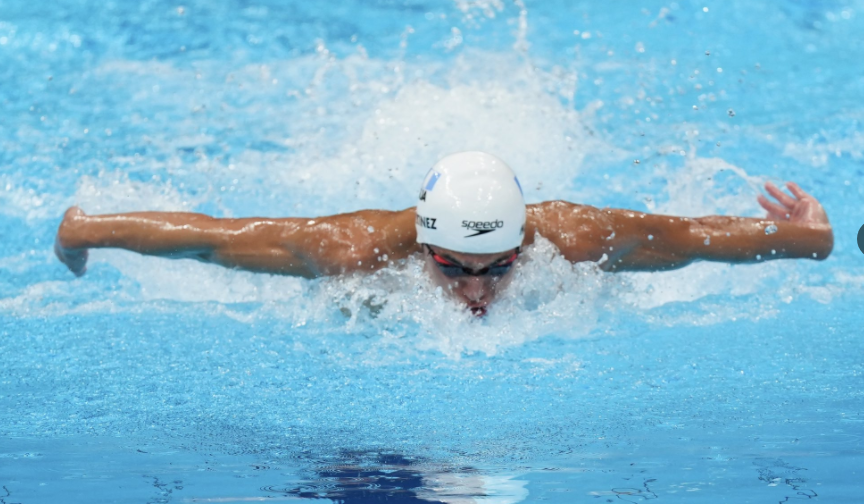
[73,173,201,213]
[0,33,844,355]
[782,131,864,167]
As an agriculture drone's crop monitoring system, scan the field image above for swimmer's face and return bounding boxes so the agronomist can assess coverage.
[422,244,519,314]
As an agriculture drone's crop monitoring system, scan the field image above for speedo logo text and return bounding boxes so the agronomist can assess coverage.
[462,220,504,237]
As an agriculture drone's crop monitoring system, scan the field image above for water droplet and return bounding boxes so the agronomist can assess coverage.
[648,234,654,241]
[727,109,735,117]
[704,236,711,245]
[764,224,778,235]
[367,226,375,233]
[633,159,640,164]
[705,50,711,55]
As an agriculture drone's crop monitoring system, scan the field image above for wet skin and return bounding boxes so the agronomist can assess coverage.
[422,245,519,314]
[55,181,833,311]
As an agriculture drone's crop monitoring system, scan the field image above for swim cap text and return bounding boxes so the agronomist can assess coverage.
[416,215,437,229]
[462,220,504,237]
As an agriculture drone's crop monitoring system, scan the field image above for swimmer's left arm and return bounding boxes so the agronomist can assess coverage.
[530,182,833,272]
[600,181,833,271]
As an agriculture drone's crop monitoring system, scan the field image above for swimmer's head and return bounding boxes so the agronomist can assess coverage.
[415,151,526,254]
[415,152,526,315]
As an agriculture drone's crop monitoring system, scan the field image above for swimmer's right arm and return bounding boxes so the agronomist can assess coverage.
[54,206,421,278]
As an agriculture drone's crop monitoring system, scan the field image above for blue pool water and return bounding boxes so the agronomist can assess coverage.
[2,0,864,502]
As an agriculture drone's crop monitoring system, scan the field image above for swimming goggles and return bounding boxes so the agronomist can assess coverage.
[425,245,520,278]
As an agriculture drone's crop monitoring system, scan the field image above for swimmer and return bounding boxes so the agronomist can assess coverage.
[55,152,833,315]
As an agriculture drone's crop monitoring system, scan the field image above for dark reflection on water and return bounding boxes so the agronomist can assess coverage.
[261,451,475,503]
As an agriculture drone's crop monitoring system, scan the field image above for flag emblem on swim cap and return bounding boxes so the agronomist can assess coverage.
[425,172,441,191]
[419,171,441,201]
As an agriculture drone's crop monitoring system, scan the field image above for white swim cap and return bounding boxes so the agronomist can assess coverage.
[415,152,526,254]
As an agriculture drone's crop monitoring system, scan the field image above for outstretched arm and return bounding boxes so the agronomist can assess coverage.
[527,181,833,272]
[55,206,420,277]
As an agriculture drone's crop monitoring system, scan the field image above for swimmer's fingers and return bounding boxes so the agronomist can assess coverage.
[785,181,812,201]
[54,235,88,276]
[757,195,790,220]
[786,181,830,225]
[764,181,797,209]
[761,182,830,225]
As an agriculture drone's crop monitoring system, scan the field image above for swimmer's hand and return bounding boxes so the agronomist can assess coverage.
[757,181,830,228]
[55,206,89,277]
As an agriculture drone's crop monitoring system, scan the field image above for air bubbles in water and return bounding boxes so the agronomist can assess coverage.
[727,109,735,117]
[764,224,778,235]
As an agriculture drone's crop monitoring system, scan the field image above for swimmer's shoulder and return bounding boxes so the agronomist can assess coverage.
[359,207,423,260]
[524,201,614,260]
[525,200,612,232]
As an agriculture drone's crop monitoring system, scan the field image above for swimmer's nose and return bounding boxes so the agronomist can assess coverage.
[459,276,490,305]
